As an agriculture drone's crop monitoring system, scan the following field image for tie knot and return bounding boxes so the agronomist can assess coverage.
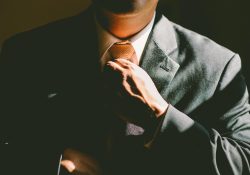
[108,41,138,65]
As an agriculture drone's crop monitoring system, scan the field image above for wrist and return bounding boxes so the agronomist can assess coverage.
[150,99,169,118]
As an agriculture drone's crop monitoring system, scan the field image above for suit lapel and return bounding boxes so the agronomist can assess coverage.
[140,13,180,95]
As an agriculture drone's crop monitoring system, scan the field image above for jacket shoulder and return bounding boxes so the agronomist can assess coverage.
[172,22,235,60]
[171,22,238,82]
[1,8,92,53]
[3,17,78,50]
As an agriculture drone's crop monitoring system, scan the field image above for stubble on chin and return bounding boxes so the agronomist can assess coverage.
[92,0,142,14]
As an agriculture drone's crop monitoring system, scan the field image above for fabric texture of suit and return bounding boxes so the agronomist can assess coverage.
[1,6,250,175]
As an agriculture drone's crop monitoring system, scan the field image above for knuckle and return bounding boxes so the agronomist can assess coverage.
[121,71,127,78]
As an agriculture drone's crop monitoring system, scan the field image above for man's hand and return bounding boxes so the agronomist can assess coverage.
[104,58,168,127]
[61,148,102,175]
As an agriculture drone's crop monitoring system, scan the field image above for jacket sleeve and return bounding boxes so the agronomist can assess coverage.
[152,54,250,174]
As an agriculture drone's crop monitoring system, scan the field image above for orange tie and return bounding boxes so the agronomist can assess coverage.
[108,41,138,65]
[108,41,144,136]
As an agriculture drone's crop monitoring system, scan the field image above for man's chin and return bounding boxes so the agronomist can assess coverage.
[93,0,139,14]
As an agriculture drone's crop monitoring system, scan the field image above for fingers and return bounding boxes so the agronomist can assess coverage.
[115,58,136,69]
[105,58,144,101]
[61,160,76,173]
[106,59,137,80]
[106,59,132,85]
[61,148,101,175]
[106,58,136,70]
[106,60,124,72]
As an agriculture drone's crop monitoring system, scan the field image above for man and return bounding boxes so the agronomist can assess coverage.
[1,0,250,174]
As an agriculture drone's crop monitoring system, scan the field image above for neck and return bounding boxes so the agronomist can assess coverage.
[95,8,155,39]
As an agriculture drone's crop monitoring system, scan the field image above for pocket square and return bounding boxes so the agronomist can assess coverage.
[48,93,58,99]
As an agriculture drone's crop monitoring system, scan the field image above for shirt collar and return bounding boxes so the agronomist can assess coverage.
[95,12,156,61]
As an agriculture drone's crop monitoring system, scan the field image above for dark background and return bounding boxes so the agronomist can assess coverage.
[1,0,249,86]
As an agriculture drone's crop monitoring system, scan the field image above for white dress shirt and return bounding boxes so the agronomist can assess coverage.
[96,13,156,69]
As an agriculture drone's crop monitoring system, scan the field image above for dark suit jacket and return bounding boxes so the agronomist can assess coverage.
[1,7,250,175]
